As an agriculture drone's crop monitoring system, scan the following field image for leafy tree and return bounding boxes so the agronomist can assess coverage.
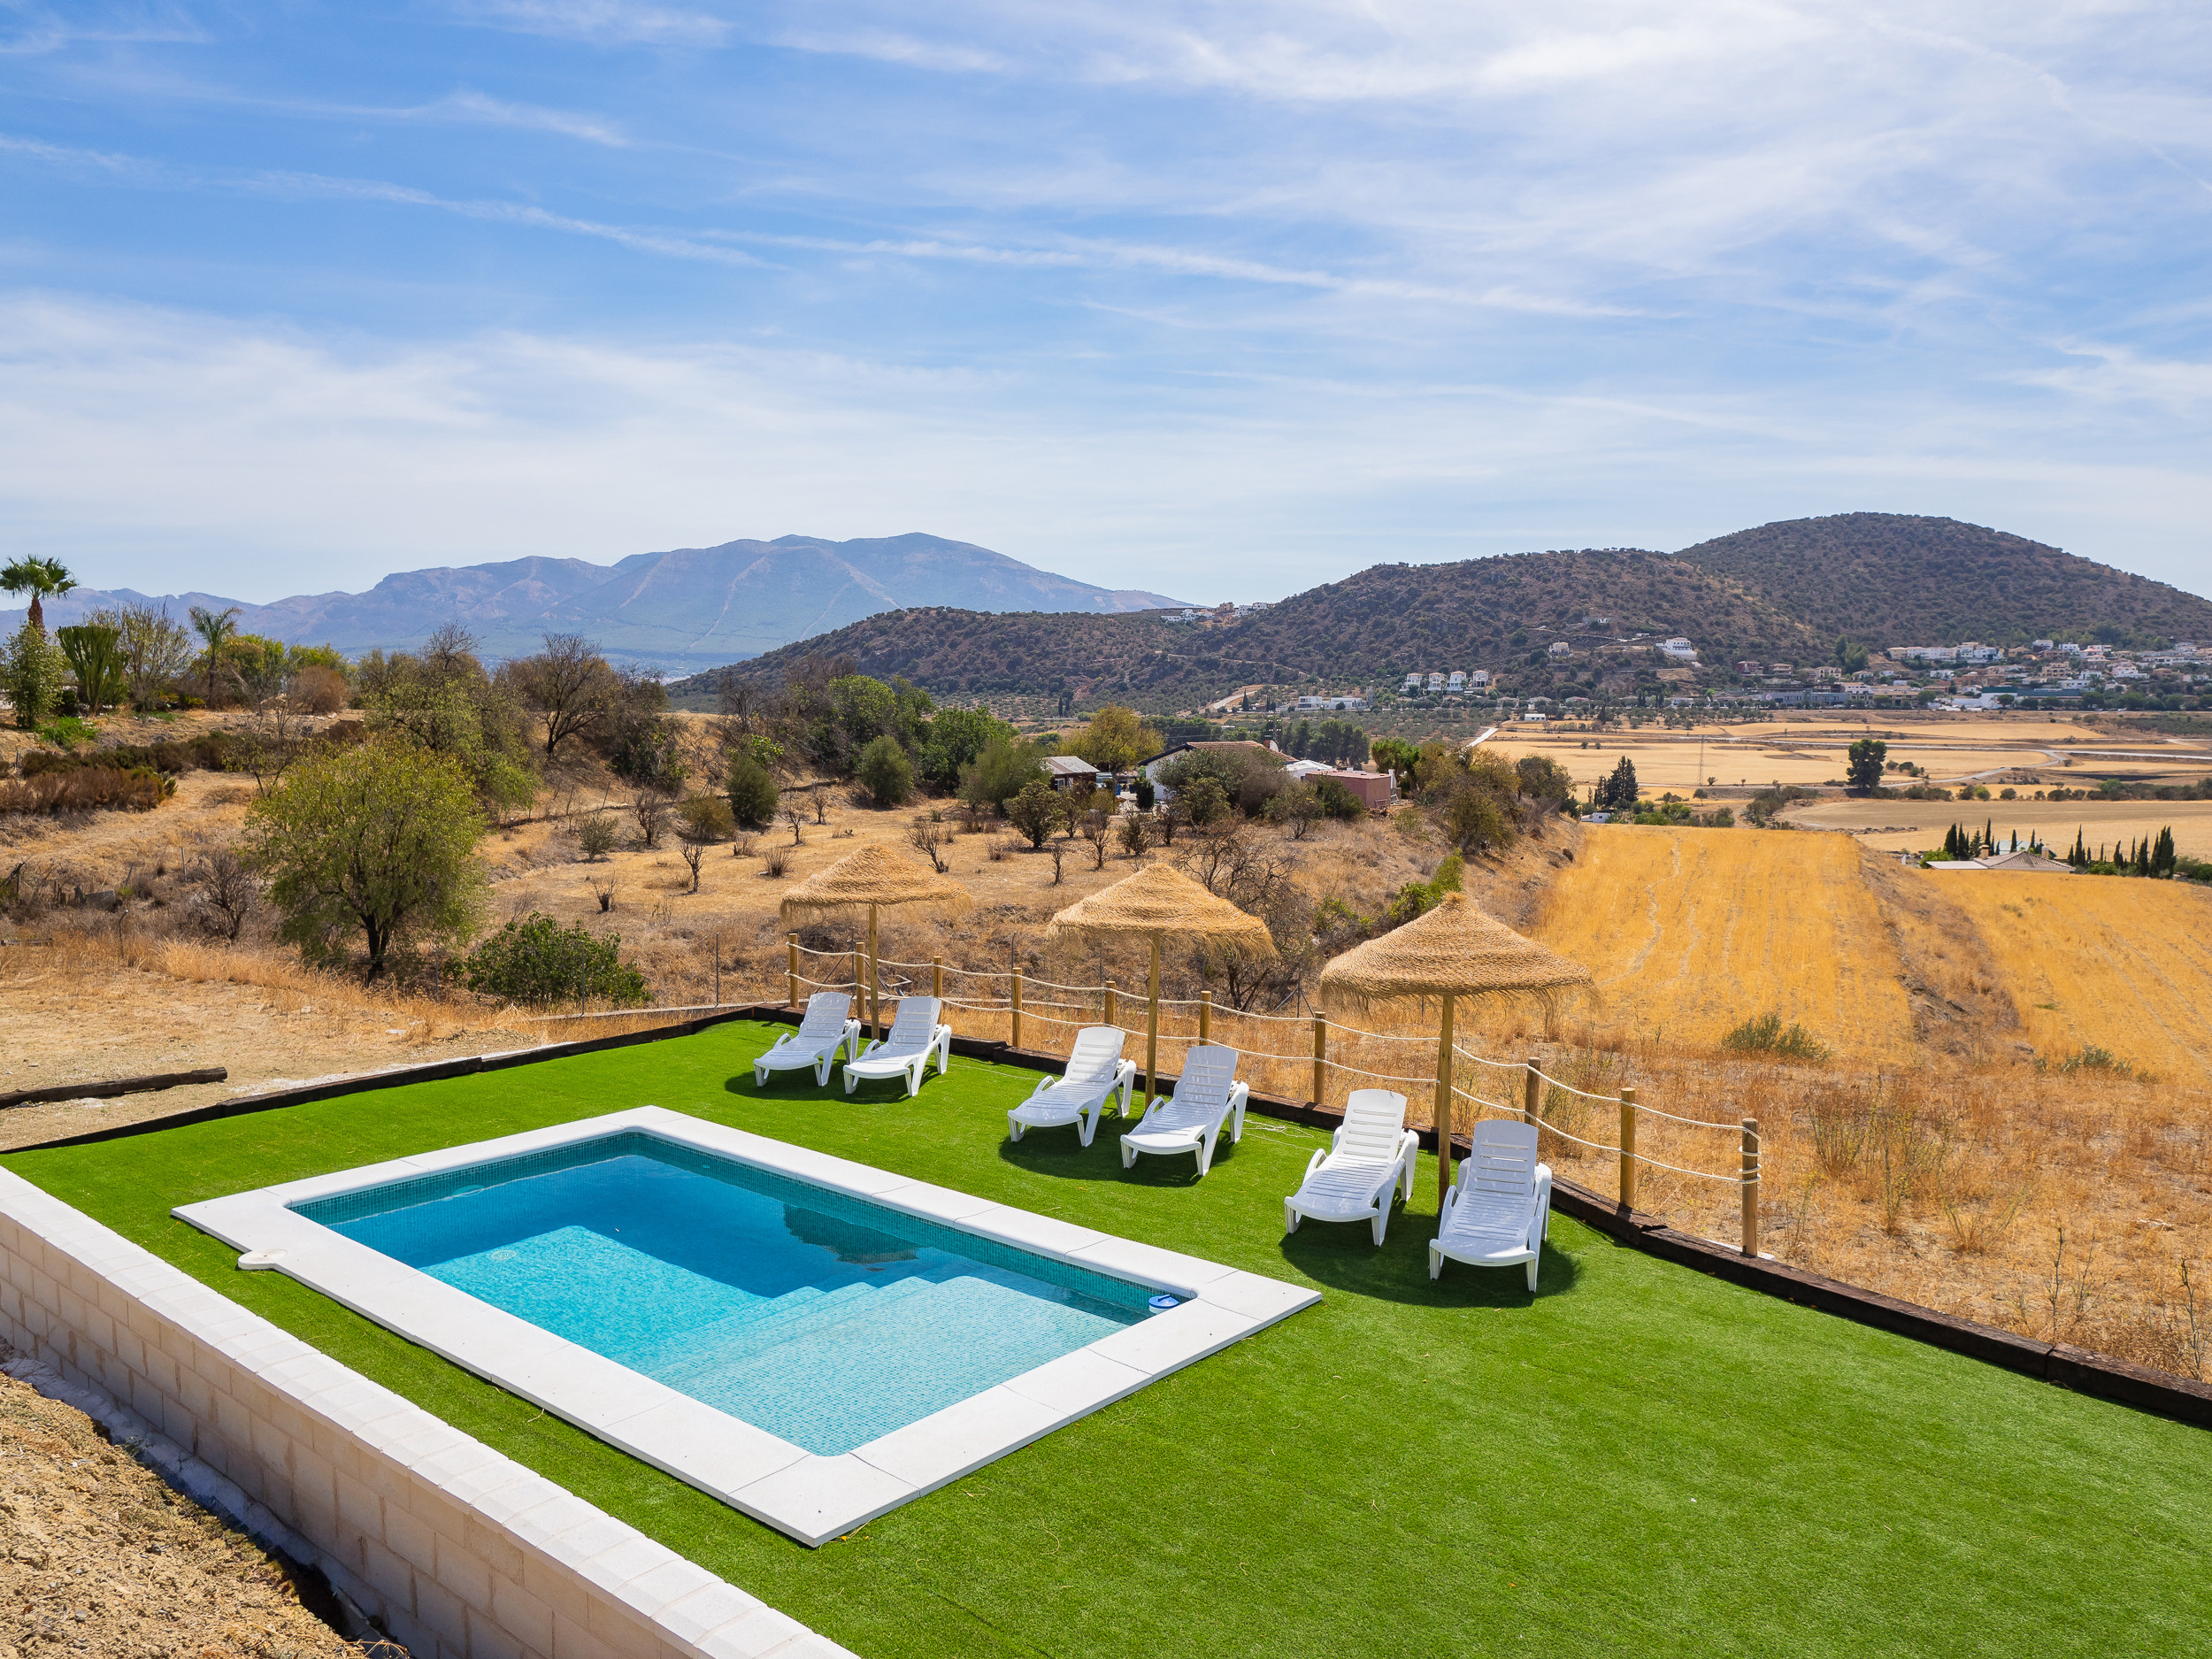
[1441,783,1512,852]
[1515,755,1573,801]
[920,705,1014,788]
[0,557,74,631]
[56,624,125,714]
[1069,704,1164,774]
[1271,780,1325,840]
[188,604,242,703]
[244,741,490,978]
[1598,757,1640,810]
[2,621,66,729]
[1846,737,1887,793]
[107,603,194,709]
[362,626,541,816]
[463,912,647,1006]
[856,733,914,806]
[958,733,1047,807]
[725,751,780,830]
[1371,737,1423,793]
[1312,776,1365,820]
[1178,773,1232,827]
[1835,636,1871,673]
[1006,779,1064,848]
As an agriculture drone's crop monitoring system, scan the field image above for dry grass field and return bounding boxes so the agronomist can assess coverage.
[1516,826,1918,1058]
[1936,875,2212,1081]
[1787,795,2212,857]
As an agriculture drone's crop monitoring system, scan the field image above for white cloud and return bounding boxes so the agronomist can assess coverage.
[455,0,733,47]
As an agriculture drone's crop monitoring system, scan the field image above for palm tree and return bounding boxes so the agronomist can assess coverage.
[188,604,242,703]
[1,557,76,632]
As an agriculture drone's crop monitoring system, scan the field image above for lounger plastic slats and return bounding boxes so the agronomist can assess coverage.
[1283,1089,1418,1245]
[1118,1045,1248,1178]
[841,997,954,1098]
[1429,1119,1551,1290]
[753,994,862,1087]
[1007,1027,1137,1148]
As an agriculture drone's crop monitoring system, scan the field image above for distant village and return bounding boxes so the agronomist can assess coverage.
[1195,632,2208,720]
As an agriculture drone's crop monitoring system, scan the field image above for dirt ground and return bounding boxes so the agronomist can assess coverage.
[0,1351,389,1658]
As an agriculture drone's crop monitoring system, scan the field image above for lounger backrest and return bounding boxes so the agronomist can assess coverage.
[1338,1090,1409,1162]
[882,996,943,1049]
[1062,1026,1127,1087]
[1161,1045,1236,1120]
[1453,1120,1539,1233]
[796,994,851,1039]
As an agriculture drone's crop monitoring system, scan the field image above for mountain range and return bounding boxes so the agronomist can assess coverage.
[0,534,1185,670]
[687,515,2212,710]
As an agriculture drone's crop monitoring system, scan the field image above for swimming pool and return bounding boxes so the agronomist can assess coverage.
[177,1107,1319,1545]
[300,1132,1150,1455]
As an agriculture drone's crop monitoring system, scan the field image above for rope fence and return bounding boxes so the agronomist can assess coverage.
[781,933,1766,1254]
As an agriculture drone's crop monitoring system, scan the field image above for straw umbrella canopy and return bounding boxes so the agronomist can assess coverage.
[1318,892,1592,1206]
[1046,864,1274,1107]
[780,843,972,1035]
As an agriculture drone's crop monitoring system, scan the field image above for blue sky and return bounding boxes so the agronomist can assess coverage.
[3,1,2208,606]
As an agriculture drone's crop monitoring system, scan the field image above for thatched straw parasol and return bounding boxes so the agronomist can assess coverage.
[1318,892,1591,1205]
[780,843,972,1036]
[1047,864,1274,1108]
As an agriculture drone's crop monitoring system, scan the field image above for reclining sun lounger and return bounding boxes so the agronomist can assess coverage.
[1007,1025,1137,1148]
[1284,1088,1420,1245]
[753,993,862,1087]
[1429,1118,1551,1290]
[841,996,954,1097]
[1119,1044,1248,1179]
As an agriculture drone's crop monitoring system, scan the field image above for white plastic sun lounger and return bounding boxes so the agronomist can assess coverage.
[1008,1025,1137,1148]
[1119,1044,1248,1178]
[841,995,954,1097]
[753,993,862,1087]
[1284,1088,1420,1245]
[1429,1118,1552,1290]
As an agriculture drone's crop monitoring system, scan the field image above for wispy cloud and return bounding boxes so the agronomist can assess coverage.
[456,0,732,47]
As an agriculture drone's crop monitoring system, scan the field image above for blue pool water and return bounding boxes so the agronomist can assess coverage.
[297,1133,1150,1455]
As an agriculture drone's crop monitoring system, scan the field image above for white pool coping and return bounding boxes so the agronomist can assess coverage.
[173,1105,1319,1548]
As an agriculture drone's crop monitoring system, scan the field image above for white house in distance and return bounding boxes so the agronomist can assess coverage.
[1402,672,1422,692]
[1447,670,1466,693]
[1294,693,1370,711]
[1425,672,1445,692]
[1547,641,1571,658]
[1658,638,1697,661]
[1468,669,1491,689]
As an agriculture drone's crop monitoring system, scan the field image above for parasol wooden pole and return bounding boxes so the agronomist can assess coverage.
[1145,931,1162,1109]
[867,904,881,1041]
[1434,992,1456,1210]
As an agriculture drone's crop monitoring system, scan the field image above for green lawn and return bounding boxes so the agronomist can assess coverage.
[8,1021,2203,1657]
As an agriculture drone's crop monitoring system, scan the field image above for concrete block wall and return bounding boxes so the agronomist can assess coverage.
[0,1169,854,1659]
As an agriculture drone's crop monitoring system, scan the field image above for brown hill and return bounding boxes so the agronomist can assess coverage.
[688,549,1822,708]
[1674,513,2212,649]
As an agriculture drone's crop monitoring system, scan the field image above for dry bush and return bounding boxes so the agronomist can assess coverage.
[292,664,349,713]
[0,767,168,814]
[761,845,790,879]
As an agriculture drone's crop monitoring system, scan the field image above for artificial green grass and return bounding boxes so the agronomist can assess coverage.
[7,1022,2205,1657]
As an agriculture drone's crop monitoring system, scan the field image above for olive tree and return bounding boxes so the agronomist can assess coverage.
[244,741,489,978]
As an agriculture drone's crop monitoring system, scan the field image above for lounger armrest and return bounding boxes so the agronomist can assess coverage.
[764,1033,793,1054]
[1329,1124,1346,1153]
[1025,1072,1059,1102]
[1532,1164,1554,1245]
[1300,1148,1327,1185]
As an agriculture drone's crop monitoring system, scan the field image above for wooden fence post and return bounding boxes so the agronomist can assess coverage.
[1199,990,1211,1043]
[786,933,798,1008]
[1311,1016,1325,1109]
[1523,1058,1540,1125]
[1618,1087,1639,1212]
[932,956,944,999]
[1741,1117,1761,1256]
[1011,969,1024,1050]
[1105,979,1117,1028]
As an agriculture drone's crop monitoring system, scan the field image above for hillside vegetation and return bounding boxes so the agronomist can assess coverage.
[695,549,1824,708]
[693,513,2209,707]
[1675,513,2212,648]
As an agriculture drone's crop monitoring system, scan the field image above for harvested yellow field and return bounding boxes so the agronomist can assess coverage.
[1525,826,1916,1058]
[1932,875,2212,1080]
[1790,798,2212,859]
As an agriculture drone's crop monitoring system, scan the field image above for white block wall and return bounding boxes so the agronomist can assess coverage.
[0,1169,855,1659]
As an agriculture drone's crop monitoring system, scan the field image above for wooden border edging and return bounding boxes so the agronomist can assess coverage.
[10,1010,2208,1429]
[1,1066,228,1110]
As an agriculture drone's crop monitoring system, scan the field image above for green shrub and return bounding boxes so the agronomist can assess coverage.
[680,794,736,841]
[856,734,913,807]
[35,716,101,751]
[1721,1011,1830,1062]
[725,752,780,830]
[3,622,67,729]
[2038,1044,2135,1079]
[462,912,648,1006]
[1005,779,1063,849]
[574,815,618,860]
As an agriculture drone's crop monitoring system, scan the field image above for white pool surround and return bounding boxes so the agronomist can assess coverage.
[175,1106,1321,1548]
